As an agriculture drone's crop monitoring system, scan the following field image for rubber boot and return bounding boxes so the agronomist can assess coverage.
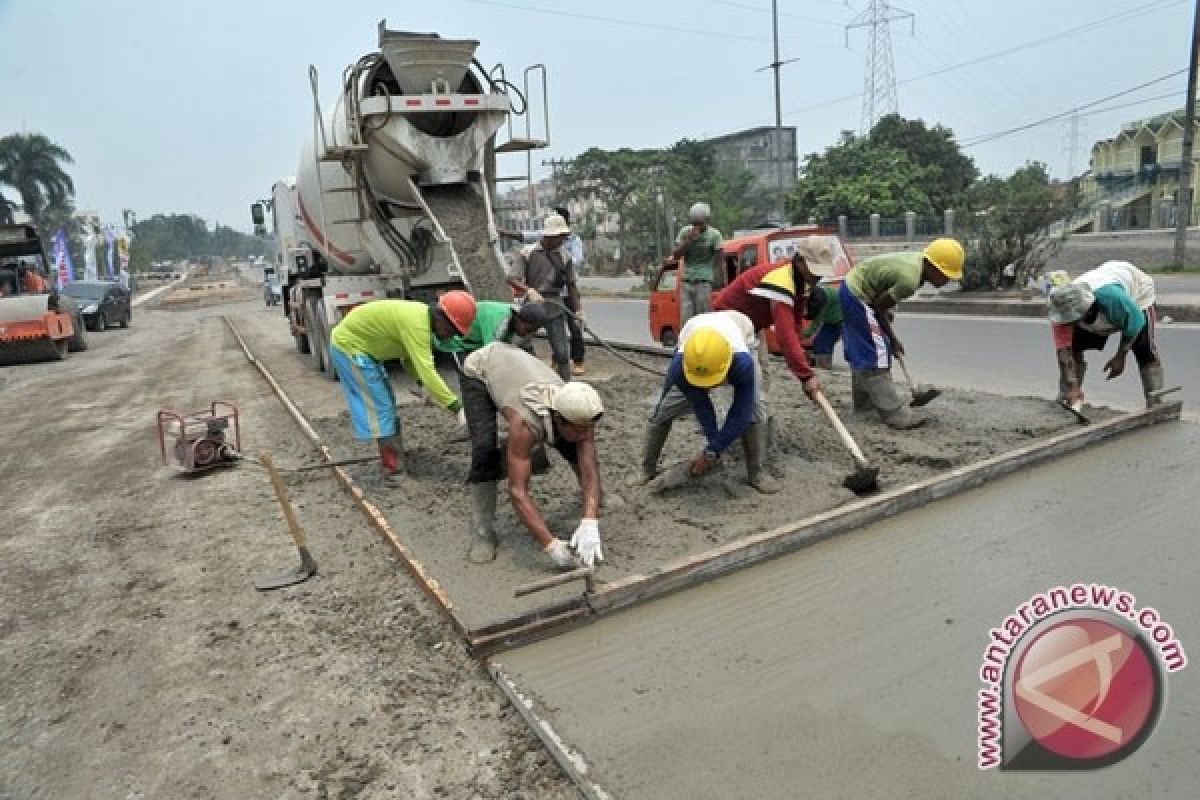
[851,370,873,412]
[1140,363,1165,408]
[640,422,672,483]
[742,422,782,494]
[466,482,499,563]
[1057,355,1087,403]
[864,369,926,430]
[377,434,405,485]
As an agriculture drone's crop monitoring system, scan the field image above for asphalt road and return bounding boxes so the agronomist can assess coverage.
[581,298,1197,415]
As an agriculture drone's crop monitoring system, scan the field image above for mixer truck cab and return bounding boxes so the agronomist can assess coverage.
[648,225,855,350]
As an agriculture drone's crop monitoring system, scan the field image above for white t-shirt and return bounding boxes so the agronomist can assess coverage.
[677,310,755,355]
[1075,261,1155,310]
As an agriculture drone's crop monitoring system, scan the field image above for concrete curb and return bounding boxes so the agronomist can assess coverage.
[900,298,1200,323]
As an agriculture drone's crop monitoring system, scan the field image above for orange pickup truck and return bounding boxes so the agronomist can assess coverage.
[647,225,855,349]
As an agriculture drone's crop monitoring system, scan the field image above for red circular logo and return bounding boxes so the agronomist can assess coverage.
[1013,617,1159,762]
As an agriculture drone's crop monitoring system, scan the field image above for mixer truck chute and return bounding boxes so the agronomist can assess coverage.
[259,21,549,379]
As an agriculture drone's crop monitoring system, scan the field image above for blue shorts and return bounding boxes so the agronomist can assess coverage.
[330,346,397,440]
[838,282,891,370]
[809,322,842,356]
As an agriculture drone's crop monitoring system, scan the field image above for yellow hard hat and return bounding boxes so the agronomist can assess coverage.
[683,327,733,389]
[924,238,965,281]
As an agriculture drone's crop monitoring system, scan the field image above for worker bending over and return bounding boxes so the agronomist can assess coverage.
[433,299,548,356]
[640,310,780,494]
[713,251,822,403]
[1047,261,1165,408]
[802,283,844,369]
[329,293,477,484]
[506,213,582,381]
[460,342,605,568]
[838,238,964,429]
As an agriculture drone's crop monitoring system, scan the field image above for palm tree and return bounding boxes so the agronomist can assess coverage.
[0,133,75,227]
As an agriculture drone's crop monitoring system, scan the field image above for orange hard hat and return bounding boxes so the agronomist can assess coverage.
[437,290,477,335]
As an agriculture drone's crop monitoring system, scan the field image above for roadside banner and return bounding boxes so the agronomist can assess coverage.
[117,230,130,274]
[82,225,99,281]
[105,226,116,279]
[52,228,74,289]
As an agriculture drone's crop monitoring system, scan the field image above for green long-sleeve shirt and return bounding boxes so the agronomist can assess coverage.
[331,299,460,411]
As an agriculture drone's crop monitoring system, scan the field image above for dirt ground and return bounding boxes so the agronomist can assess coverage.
[0,291,574,799]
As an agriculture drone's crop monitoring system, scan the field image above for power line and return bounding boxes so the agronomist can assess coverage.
[960,70,1188,148]
[459,0,845,46]
[704,0,843,27]
[783,0,1186,118]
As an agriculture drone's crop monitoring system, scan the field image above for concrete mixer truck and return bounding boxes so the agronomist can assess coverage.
[252,21,549,378]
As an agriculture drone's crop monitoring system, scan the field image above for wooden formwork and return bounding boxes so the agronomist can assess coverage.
[224,315,1183,656]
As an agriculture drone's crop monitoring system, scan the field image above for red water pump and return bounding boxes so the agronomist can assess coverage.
[156,401,242,473]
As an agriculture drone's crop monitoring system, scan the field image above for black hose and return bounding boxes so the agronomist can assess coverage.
[543,298,666,378]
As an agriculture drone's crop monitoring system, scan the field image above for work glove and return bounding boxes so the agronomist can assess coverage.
[524,288,544,304]
[569,518,603,567]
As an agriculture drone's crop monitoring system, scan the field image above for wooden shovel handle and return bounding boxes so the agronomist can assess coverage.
[261,451,308,551]
[894,353,916,389]
[814,391,870,467]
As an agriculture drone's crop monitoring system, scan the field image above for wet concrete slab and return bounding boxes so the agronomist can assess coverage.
[492,422,1200,799]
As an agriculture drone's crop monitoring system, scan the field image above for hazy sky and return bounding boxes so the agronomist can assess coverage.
[0,0,1191,232]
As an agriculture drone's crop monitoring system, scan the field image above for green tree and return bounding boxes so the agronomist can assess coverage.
[868,114,977,212]
[960,162,1078,290]
[787,131,935,222]
[130,213,266,270]
[0,133,75,229]
[559,147,662,271]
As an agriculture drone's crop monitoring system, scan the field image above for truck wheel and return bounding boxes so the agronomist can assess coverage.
[68,314,88,352]
[316,304,339,382]
[660,327,677,349]
[120,309,130,328]
[304,298,326,373]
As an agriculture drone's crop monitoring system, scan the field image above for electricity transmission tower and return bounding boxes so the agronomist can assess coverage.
[846,0,914,133]
[1061,112,1087,180]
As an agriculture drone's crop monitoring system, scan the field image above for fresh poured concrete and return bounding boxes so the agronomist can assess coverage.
[492,421,1200,799]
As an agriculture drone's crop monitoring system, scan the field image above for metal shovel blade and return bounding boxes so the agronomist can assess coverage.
[842,464,880,495]
[1058,400,1091,426]
[255,551,318,591]
[909,386,942,408]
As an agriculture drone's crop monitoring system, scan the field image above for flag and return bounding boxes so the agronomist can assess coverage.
[105,226,116,279]
[82,226,99,281]
[52,229,74,289]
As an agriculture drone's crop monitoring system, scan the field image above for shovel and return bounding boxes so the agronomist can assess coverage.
[645,460,697,494]
[1058,400,1091,426]
[813,391,880,494]
[255,451,318,590]
[894,354,941,407]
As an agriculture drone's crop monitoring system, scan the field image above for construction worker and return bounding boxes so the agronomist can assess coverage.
[802,283,844,369]
[328,293,477,484]
[1047,261,1165,408]
[839,238,964,429]
[506,212,582,381]
[712,251,822,403]
[640,310,779,493]
[666,202,725,325]
[433,299,548,356]
[460,342,605,568]
[498,205,588,375]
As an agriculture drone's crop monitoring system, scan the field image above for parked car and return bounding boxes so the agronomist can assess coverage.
[62,280,132,331]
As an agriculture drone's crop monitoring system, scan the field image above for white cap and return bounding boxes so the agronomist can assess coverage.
[688,202,711,223]
[1047,282,1095,324]
[552,382,604,425]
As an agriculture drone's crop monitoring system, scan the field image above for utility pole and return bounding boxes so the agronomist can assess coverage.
[770,0,786,225]
[846,0,914,133]
[1174,0,1200,267]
